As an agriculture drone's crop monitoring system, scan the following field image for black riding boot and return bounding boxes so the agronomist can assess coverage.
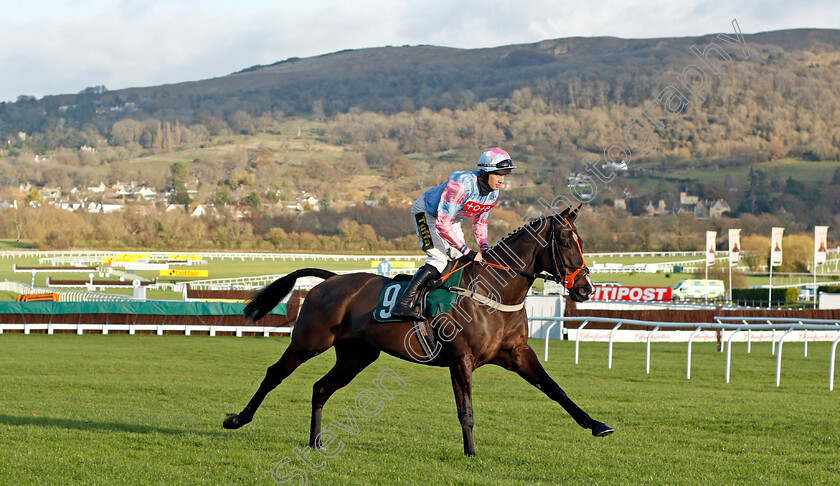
[391,265,437,321]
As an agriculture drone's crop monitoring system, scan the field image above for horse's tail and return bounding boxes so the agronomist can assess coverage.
[244,268,337,322]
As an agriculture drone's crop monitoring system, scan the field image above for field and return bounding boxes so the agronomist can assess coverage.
[1,335,838,485]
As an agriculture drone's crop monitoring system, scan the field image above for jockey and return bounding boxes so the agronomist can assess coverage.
[391,147,516,321]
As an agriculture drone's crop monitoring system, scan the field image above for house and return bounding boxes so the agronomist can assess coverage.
[40,187,61,201]
[675,192,730,219]
[87,181,107,194]
[644,200,668,216]
[190,204,207,217]
[601,159,628,172]
[567,173,590,188]
[709,199,731,218]
[136,186,157,200]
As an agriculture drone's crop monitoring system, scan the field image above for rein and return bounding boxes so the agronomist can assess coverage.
[438,215,587,289]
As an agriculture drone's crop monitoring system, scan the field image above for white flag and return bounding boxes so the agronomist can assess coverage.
[815,226,828,266]
[706,231,717,266]
[771,227,784,266]
[728,229,741,266]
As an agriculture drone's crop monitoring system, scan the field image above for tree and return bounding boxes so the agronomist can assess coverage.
[170,162,187,190]
[739,168,771,214]
[243,191,262,209]
[110,119,143,146]
[214,187,234,206]
[170,189,191,207]
[26,189,42,206]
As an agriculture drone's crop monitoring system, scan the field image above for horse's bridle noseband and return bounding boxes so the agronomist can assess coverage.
[547,215,589,289]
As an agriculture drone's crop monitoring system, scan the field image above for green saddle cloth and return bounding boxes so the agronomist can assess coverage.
[374,268,465,322]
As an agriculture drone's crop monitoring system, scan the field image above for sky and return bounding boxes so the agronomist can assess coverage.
[1,0,838,102]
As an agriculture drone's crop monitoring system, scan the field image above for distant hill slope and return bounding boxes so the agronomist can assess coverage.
[3,28,839,130]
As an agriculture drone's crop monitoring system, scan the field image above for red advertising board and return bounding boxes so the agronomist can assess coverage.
[591,286,672,302]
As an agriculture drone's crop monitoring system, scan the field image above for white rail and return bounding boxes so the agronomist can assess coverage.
[0,322,291,337]
[0,280,137,302]
[528,316,840,389]
[0,249,427,263]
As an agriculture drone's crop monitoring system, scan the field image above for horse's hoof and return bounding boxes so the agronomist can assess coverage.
[223,413,245,429]
[592,423,615,437]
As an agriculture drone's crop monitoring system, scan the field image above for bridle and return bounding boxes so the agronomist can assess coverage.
[546,214,589,289]
[441,213,589,290]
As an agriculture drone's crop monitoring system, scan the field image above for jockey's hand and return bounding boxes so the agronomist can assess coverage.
[465,249,483,262]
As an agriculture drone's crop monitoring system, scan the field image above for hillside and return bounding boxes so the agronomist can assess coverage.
[2,28,838,125]
[1,28,839,254]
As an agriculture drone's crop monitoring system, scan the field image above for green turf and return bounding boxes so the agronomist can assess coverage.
[0,335,837,485]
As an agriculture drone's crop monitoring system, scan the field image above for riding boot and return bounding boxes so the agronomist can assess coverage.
[391,265,436,321]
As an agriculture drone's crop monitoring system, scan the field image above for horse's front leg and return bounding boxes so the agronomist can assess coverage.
[510,345,614,437]
[449,356,476,456]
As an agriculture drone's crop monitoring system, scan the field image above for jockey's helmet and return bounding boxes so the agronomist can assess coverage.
[478,148,516,175]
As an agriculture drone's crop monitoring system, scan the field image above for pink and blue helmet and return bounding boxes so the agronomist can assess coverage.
[477,147,516,174]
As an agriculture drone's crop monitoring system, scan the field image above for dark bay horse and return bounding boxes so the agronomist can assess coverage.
[223,205,614,455]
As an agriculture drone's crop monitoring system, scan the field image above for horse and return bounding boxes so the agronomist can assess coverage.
[223,204,614,455]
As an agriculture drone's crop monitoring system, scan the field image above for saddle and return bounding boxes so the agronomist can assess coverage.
[374,258,470,364]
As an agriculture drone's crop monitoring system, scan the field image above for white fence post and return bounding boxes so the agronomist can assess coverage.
[776,328,796,387]
[687,326,703,380]
[725,327,744,384]
[543,320,559,362]
[607,322,622,369]
[830,336,840,391]
[574,320,589,365]
[645,325,660,374]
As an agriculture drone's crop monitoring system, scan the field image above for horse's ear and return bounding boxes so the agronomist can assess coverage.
[568,203,584,222]
[559,205,572,218]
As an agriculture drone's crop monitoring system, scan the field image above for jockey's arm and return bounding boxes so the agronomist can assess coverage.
[473,212,490,254]
[435,214,470,255]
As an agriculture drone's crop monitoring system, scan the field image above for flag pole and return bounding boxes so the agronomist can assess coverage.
[728,253,733,305]
[813,243,817,304]
[768,261,772,309]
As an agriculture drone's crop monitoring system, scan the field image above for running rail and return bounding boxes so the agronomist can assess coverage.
[528,316,840,389]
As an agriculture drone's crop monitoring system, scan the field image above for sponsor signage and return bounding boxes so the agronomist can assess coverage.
[771,227,784,266]
[728,229,741,266]
[814,226,828,266]
[463,201,494,214]
[370,261,416,269]
[168,254,202,261]
[591,286,672,302]
[160,269,208,278]
[103,254,150,264]
[706,231,717,266]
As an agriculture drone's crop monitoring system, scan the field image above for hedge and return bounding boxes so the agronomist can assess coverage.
[732,287,798,304]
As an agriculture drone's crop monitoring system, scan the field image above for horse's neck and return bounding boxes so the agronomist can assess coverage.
[474,226,544,304]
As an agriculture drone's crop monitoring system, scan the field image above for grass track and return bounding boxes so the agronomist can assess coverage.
[1,335,838,485]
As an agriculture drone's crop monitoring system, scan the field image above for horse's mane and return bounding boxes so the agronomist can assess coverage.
[484,214,553,258]
[485,204,580,253]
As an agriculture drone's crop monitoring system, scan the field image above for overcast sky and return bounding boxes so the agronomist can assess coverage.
[1,0,838,102]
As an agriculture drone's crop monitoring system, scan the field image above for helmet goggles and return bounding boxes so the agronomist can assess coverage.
[478,148,516,174]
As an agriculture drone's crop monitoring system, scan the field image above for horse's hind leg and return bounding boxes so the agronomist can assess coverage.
[309,340,380,447]
[509,345,614,437]
[223,347,314,429]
